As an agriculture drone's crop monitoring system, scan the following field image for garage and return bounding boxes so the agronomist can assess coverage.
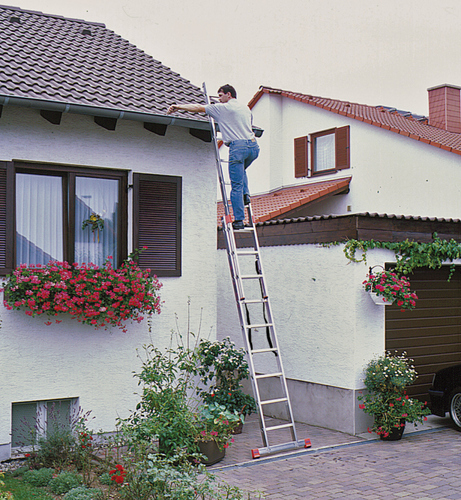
[385,266,461,401]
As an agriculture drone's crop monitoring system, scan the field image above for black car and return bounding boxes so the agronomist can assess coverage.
[429,364,461,430]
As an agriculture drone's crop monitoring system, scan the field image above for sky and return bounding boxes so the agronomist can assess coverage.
[11,0,461,116]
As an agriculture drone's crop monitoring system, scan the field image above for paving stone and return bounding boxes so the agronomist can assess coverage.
[212,419,461,499]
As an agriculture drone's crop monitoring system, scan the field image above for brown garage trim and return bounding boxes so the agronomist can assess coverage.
[217,212,461,249]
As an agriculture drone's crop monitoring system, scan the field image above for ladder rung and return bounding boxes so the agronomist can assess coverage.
[242,298,268,304]
[251,347,278,354]
[241,274,263,279]
[246,323,273,329]
[255,372,283,379]
[260,397,288,405]
[236,250,259,255]
[265,423,294,431]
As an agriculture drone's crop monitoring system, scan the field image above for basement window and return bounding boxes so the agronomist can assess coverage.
[11,398,78,448]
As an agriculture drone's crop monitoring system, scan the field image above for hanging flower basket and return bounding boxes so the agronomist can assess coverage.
[369,291,392,306]
[362,270,418,310]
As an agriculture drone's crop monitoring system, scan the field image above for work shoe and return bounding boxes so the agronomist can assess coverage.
[232,220,245,230]
[244,194,251,205]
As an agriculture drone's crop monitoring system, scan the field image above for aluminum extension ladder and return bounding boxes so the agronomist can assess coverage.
[203,83,311,458]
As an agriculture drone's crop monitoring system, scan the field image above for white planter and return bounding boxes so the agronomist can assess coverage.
[369,292,392,306]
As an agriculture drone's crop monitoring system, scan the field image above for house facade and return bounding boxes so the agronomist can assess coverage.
[0,6,218,460]
[217,85,461,434]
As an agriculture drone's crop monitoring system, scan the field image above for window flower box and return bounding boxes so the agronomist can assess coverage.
[2,250,162,332]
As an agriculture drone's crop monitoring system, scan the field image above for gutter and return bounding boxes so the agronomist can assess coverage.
[0,94,211,131]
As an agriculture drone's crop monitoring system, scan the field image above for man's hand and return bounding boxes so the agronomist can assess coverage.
[167,103,206,115]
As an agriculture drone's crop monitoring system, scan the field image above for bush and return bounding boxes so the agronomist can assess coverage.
[35,429,76,468]
[23,468,54,487]
[63,486,102,500]
[49,471,83,495]
[98,472,112,485]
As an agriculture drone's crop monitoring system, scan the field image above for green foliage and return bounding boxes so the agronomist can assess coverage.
[23,468,54,487]
[0,472,14,500]
[63,486,103,500]
[344,233,461,279]
[358,352,431,436]
[194,338,256,417]
[126,451,261,500]
[1,473,53,500]
[49,471,83,495]
[98,472,112,485]
[119,343,198,457]
[363,351,417,393]
[35,429,75,469]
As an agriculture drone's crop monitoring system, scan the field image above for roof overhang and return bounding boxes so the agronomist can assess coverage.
[0,94,211,131]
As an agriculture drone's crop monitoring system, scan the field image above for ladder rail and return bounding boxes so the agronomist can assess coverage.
[203,82,309,457]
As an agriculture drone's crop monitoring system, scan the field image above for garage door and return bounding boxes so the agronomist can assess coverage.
[385,266,461,401]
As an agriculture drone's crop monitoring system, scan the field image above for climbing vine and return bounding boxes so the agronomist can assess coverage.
[343,233,461,280]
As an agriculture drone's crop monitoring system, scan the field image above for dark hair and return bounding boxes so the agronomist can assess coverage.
[218,84,237,98]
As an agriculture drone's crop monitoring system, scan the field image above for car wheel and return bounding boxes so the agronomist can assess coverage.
[449,387,461,430]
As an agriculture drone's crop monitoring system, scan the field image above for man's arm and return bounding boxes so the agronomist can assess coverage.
[167,103,206,115]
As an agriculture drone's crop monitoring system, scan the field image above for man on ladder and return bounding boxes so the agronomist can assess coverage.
[167,84,259,230]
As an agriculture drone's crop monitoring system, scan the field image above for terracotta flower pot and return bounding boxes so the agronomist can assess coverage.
[197,440,226,465]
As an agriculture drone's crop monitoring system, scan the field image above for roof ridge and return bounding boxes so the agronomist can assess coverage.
[0,4,106,27]
[251,86,461,155]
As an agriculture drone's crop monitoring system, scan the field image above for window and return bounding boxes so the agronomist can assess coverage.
[11,399,76,448]
[0,162,182,277]
[294,126,350,178]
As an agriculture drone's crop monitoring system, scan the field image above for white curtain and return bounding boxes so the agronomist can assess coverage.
[75,177,118,267]
[16,173,63,265]
[314,134,335,171]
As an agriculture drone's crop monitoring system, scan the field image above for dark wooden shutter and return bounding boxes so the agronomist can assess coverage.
[133,173,181,277]
[294,136,308,178]
[335,126,350,170]
[0,162,13,275]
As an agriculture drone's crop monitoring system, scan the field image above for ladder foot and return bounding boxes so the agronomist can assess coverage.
[251,448,261,459]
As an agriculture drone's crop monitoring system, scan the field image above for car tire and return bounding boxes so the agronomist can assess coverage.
[449,387,461,430]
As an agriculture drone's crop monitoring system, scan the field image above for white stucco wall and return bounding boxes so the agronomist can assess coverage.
[217,243,397,390]
[0,106,218,456]
[249,94,461,219]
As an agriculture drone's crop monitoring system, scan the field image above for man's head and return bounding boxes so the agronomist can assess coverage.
[218,84,237,102]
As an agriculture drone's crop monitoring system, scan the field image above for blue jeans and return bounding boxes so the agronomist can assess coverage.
[228,139,260,221]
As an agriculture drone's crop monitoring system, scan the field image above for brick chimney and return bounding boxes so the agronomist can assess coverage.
[428,84,461,133]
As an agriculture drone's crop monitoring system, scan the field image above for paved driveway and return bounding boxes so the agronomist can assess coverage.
[214,427,461,499]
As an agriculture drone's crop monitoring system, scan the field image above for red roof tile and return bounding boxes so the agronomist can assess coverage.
[217,177,351,225]
[249,87,461,155]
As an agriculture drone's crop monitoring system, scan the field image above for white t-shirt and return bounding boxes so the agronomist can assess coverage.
[205,99,255,143]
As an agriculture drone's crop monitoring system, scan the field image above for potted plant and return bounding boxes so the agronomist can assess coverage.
[194,337,256,430]
[194,403,239,465]
[362,270,418,310]
[358,352,430,440]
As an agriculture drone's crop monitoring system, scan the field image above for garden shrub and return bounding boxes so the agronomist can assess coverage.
[63,486,103,500]
[49,471,83,495]
[98,472,112,485]
[35,428,75,468]
[23,467,54,487]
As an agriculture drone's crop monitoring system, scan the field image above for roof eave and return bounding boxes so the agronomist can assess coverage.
[0,94,211,131]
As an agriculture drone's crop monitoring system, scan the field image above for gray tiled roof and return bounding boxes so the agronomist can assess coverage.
[0,5,207,125]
